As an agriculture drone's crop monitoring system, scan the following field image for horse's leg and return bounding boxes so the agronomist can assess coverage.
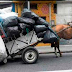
[54,46,58,58]
[57,46,62,57]
[51,42,58,57]
[56,41,62,57]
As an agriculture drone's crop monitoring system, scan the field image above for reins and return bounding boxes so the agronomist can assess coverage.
[55,25,72,34]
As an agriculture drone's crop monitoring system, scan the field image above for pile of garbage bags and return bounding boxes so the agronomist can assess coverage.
[0,8,58,43]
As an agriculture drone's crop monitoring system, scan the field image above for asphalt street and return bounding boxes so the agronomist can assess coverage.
[1,53,72,72]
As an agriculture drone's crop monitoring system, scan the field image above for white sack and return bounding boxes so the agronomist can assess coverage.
[1,6,12,13]
[0,36,7,62]
[0,12,18,19]
[0,9,7,14]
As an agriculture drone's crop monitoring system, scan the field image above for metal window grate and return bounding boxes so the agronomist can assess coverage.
[30,3,37,9]
[54,4,57,14]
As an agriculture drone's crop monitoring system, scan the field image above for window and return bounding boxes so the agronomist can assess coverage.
[51,20,55,27]
[30,3,37,9]
[54,4,57,14]
[41,17,46,20]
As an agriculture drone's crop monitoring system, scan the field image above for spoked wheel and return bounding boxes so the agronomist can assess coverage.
[22,47,39,64]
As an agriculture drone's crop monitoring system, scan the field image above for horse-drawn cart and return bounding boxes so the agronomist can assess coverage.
[0,8,61,64]
[0,24,59,64]
[0,29,43,64]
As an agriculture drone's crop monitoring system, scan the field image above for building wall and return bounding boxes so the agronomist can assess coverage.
[56,3,72,24]
[14,1,56,24]
[56,2,72,45]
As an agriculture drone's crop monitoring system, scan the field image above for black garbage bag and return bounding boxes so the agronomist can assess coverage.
[36,17,49,27]
[21,8,39,20]
[5,26,20,39]
[2,16,18,27]
[34,25,48,34]
[18,23,33,35]
[37,31,46,38]
[43,30,58,43]
[18,23,27,32]
[3,37,8,43]
[18,17,35,26]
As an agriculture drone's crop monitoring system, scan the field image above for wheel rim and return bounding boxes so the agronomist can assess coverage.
[25,50,37,63]
[3,59,7,64]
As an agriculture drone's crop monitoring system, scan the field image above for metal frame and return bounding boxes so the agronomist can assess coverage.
[4,30,42,56]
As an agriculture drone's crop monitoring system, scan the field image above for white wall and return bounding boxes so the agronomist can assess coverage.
[56,3,72,45]
[56,3,72,24]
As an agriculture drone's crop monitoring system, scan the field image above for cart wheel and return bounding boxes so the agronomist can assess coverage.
[22,47,39,64]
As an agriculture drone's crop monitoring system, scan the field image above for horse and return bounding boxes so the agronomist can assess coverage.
[51,24,72,57]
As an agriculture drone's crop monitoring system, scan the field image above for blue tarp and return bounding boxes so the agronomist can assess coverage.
[0,18,7,37]
[12,3,15,12]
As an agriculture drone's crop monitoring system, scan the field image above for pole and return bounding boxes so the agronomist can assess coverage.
[28,1,30,10]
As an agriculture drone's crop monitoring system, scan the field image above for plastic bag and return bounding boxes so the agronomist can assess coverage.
[18,23,28,35]
[18,23,27,32]
[5,26,20,39]
[43,30,58,43]
[18,23,33,35]
[5,12,18,17]
[1,6,12,13]
[37,31,46,38]
[0,12,18,23]
[18,17,35,26]
[34,25,47,33]
[0,9,7,14]
[0,36,7,62]
[2,16,18,27]
[0,12,18,19]
[36,17,49,27]
[21,8,39,20]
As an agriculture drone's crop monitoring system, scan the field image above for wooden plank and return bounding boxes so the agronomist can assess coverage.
[18,3,21,17]
[15,3,18,13]
[30,1,56,4]
[13,1,25,3]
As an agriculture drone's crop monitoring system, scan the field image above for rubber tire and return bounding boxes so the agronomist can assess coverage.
[22,47,39,64]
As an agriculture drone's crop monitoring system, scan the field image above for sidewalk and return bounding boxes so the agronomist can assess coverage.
[35,45,72,53]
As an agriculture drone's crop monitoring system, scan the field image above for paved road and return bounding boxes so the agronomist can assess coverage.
[1,53,72,72]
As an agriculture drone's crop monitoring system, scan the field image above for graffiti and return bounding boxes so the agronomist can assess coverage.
[41,4,49,14]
